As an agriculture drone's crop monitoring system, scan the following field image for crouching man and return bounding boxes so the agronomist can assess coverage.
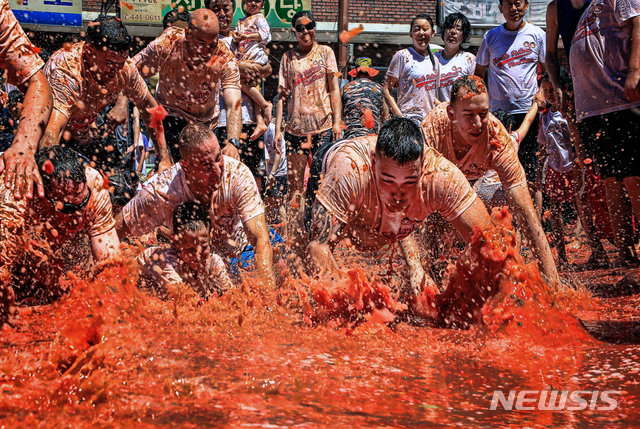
[305,117,494,295]
[0,146,120,323]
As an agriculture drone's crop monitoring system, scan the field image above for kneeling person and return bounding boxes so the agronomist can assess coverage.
[306,117,494,295]
[0,146,120,323]
[137,202,233,299]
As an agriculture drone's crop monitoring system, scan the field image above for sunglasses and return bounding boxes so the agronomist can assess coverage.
[47,189,92,215]
[294,22,316,33]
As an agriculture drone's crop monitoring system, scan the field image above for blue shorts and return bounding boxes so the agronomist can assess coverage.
[228,227,284,277]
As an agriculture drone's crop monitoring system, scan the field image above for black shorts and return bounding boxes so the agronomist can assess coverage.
[511,112,540,183]
[163,115,189,162]
[581,108,640,180]
[215,123,266,177]
[261,175,289,198]
[285,129,333,156]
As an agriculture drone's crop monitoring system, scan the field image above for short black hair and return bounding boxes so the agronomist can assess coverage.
[441,12,471,44]
[493,109,516,131]
[540,68,573,92]
[173,202,211,235]
[291,10,315,28]
[450,75,488,106]
[8,90,23,105]
[38,49,51,65]
[35,146,86,194]
[410,13,434,31]
[86,15,132,53]
[376,117,424,165]
[163,9,190,29]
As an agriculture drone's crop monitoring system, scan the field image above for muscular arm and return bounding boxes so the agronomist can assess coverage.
[243,213,276,289]
[0,70,52,199]
[222,87,242,159]
[505,183,560,287]
[328,72,342,140]
[399,234,438,296]
[91,227,121,261]
[449,196,494,241]
[135,92,171,172]
[624,16,640,102]
[382,76,403,117]
[39,108,68,148]
[306,202,345,279]
[545,1,568,112]
[474,64,488,80]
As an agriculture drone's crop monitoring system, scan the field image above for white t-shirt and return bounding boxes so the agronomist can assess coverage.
[537,109,575,173]
[570,0,640,120]
[476,23,546,114]
[122,159,264,257]
[263,123,287,177]
[435,50,476,102]
[387,47,440,122]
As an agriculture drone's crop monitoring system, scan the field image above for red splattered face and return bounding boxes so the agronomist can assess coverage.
[372,153,422,213]
[409,18,434,55]
[448,90,490,146]
[83,42,128,83]
[294,16,316,50]
[180,136,224,196]
[174,228,211,271]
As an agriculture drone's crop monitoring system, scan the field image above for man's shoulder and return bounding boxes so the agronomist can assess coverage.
[525,22,546,37]
[487,114,517,153]
[47,43,83,78]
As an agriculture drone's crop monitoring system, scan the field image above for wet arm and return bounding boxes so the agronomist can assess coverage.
[625,16,640,102]
[0,70,52,199]
[244,213,276,289]
[222,87,242,159]
[307,202,345,279]
[506,183,560,287]
[91,228,121,261]
[40,108,68,148]
[399,234,438,296]
[449,196,494,241]
[274,89,286,151]
[382,76,403,117]
[328,72,342,139]
[136,92,171,172]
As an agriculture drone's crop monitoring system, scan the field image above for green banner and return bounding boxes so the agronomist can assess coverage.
[122,0,307,28]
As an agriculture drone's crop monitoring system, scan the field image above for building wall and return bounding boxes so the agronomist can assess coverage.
[312,0,438,23]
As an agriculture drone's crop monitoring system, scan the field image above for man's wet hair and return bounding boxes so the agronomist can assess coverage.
[291,10,315,27]
[35,146,86,193]
[376,117,424,165]
[450,75,488,106]
[410,13,434,31]
[163,9,190,29]
[540,68,574,92]
[173,201,211,235]
[493,109,516,131]
[441,12,471,44]
[86,15,132,53]
[8,90,23,105]
[179,123,217,157]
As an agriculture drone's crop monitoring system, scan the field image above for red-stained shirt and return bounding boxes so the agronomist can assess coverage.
[45,42,149,145]
[0,0,44,86]
[421,103,527,190]
[133,27,241,126]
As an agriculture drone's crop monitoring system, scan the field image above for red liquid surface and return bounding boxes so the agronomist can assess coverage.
[1,212,640,427]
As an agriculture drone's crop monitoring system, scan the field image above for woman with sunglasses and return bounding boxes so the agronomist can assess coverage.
[435,13,476,102]
[275,11,342,210]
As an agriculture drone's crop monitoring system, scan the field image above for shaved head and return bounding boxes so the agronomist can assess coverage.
[189,8,219,35]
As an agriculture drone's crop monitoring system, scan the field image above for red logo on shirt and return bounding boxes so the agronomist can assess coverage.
[415,73,438,90]
[294,60,326,87]
[440,67,464,88]
[572,1,602,44]
[176,83,212,104]
[492,43,537,69]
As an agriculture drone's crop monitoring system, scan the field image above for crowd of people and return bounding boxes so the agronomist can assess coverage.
[0,0,639,324]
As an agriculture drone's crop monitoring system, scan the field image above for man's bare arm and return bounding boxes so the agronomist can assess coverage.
[382,76,403,117]
[91,227,121,261]
[0,70,52,199]
[39,108,68,149]
[307,202,345,278]
[474,64,488,80]
[399,234,438,295]
[222,87,242,160]
[506,183,560,287]
[243,213,276,289]
[136,92,171,172]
